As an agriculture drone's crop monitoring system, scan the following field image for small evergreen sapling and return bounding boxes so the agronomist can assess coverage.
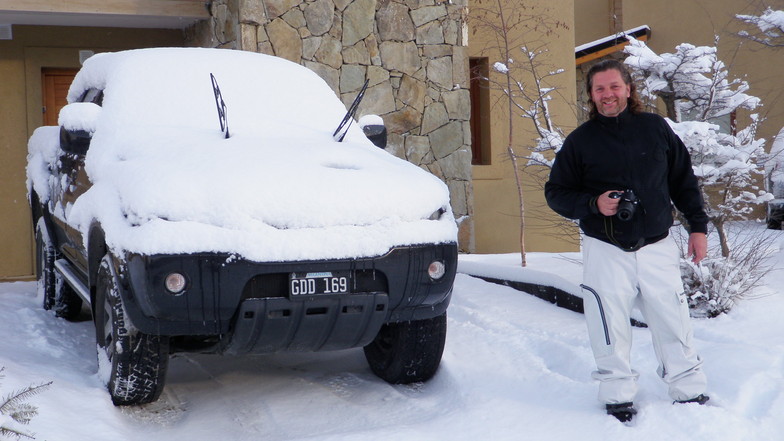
[0,368,51,440]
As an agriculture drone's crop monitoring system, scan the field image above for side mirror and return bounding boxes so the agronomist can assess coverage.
[359,114,387,149]
[59,127,92,156]
[59,102,101,155]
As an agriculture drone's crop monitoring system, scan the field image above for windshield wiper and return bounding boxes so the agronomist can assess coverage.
[210,73,230,139]
[333,79,369,142]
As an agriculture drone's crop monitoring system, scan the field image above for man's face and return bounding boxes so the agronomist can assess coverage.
[590,69,631,117]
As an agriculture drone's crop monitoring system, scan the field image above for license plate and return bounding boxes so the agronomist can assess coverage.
[289,271,350,296]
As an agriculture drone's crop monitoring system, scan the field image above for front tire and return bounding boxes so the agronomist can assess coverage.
[96,254,169,405]
[364,312,447,384]
[35,219,82,320]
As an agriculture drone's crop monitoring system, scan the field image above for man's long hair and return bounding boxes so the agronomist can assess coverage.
[586,59,644,120]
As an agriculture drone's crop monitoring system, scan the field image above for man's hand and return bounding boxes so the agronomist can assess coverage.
[687,232,708,264]
[597,190,622,216]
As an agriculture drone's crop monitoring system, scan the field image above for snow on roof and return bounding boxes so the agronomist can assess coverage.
[575,25,651,54]
[28,48,457,262]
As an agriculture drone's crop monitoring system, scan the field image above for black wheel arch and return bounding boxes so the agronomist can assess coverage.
[29,191,57,244]
[29,190,42,227]
[30,191,58,280]
[87,223,108,314]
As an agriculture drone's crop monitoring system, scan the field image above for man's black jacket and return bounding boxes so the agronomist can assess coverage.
[545,109,708,250]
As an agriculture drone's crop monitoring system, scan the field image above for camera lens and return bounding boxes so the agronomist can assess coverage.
[615,190,637,221]
[617,205,633,221]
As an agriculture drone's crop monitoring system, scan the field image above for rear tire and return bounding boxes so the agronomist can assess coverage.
[35,219,82,320]
[364,312,447,384]
[96,254,169,405]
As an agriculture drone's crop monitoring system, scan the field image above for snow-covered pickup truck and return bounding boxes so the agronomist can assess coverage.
[27,48,457,405]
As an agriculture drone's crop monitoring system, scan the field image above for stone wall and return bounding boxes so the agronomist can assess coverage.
[186,0,474,251]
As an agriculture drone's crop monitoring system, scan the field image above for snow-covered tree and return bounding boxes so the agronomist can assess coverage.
[491,45,566,176]
[624,38,776,316]
[737,7,784,48]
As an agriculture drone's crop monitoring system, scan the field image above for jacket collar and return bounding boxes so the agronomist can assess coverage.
[595,107,632,126]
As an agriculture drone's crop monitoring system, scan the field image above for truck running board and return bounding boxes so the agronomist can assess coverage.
[54,258,91,305]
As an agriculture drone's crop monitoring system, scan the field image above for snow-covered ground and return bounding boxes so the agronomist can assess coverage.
[2,224,784,441]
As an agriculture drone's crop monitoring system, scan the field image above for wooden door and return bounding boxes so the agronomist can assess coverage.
[42,68,79,126]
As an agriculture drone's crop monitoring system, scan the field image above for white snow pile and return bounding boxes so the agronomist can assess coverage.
[3,222,784,440]
[26,48,456,262]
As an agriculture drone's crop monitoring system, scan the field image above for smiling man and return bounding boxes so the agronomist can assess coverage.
[590,67,629,117]
[544,59,710,422]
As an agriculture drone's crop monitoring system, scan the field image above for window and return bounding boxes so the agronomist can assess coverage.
[679,103,737,135]
[79,88,104,106]
[469,57,491,165]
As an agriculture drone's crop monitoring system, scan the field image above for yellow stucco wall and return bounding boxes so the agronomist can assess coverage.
[0,25,183,280]
[574,0,613,45]
[469,0,579,255]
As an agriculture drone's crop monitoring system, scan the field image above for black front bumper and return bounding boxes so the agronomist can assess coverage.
[119,243,457,353]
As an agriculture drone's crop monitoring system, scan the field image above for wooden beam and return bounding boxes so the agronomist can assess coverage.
[575,35,649,66]
[0,0,208,19]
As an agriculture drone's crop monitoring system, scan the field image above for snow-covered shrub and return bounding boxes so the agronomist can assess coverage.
[0,367,51,440]
[674,223,779,317]
[681,258,758,318]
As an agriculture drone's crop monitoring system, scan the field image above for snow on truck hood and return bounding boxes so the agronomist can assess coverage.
[27,48,457,262]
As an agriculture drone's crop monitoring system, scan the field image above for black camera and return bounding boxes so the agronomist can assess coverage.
[608,189,639,221]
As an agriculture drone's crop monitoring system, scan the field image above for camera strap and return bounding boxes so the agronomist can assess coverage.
[603,217,645,252]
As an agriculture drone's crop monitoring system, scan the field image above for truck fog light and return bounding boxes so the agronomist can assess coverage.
[428,261,446,280]
[165,272,187,295]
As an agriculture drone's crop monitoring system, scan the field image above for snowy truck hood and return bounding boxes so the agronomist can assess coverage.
[27,48,457,261]
[73,126,456,262]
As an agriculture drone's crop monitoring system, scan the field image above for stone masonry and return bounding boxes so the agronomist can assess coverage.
[186,0,474,251]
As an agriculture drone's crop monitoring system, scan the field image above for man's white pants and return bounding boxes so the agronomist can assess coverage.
[581,235,707,404]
